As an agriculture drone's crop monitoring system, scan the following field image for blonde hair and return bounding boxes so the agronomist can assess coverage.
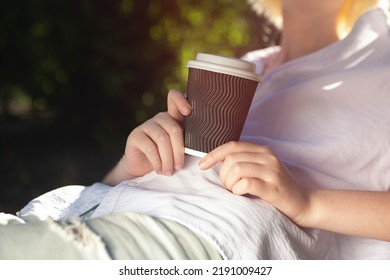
[248,0,389,36]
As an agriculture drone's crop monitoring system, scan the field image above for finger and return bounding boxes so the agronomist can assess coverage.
[170,130,185,170]
[221,162,273,192]
[231,177,267,197]
[128,129,162,174]
[167,89,192,122]
[140,119,175,175]
[153,113,185,170]
[199,141,270,170]
[219,152,271,183]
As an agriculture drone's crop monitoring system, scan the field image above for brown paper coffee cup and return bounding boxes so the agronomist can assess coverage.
[184,53,261,157]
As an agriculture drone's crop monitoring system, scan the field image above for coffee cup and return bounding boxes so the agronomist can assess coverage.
[184,53,261,157]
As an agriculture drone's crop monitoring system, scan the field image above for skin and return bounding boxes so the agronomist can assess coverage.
[102,89,191,186]
[103,0,390,242]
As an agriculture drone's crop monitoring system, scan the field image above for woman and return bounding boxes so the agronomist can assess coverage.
[2,0,390,259]
[103,0,390,258]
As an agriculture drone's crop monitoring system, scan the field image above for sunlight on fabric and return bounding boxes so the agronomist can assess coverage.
[322,81,343,91]
[345,48,375,69]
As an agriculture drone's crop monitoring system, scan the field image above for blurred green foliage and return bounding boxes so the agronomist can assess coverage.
[0,0,279,212]
[0,0,278,145]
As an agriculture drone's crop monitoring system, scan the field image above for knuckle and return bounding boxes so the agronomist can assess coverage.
[127,128,142,143]
[167,90,174,103]
[224,154,235,165]
[168,88,177,97]
[226,141,240,150]
[240,178,251,189]
[155,131,169,143]
[256,145,265,153]
[144,142,158,155]
[231,162,244,175]
[167,89,180,105]
[266,154,279,166]
[262,145,273,154]
[155,112,167,119]
[263,174,279,192]
[168,124,183,136]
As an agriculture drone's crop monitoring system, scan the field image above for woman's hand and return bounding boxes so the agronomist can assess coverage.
[199,141,310,226]
[102,89,191,185]
[199,141,390,241]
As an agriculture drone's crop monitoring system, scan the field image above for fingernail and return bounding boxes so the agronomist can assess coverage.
[164,170,173,176]
[182,105,192,115]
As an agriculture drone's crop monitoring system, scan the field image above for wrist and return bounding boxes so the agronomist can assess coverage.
[118,155,136,180]
[297,188,325,229]
[102,155,135,186]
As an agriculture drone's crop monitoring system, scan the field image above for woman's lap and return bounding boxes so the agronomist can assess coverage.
[0,212,222,260]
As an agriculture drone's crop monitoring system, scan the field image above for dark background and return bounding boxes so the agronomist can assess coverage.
[0,0,279,213]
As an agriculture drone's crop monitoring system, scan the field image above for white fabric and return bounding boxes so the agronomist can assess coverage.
[17,184,110,222]
[15,7,390,259]
[241,8,390,259]
[15,158,332,260]
[91,155,333,259]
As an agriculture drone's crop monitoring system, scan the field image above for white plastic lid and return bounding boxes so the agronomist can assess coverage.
[184,147,207,158]
[186,53,261,82]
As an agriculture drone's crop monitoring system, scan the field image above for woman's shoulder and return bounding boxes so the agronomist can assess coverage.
[241,46,281,75]
[241,46,280,62]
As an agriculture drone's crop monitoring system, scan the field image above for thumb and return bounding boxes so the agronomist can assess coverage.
[167,89,192,122]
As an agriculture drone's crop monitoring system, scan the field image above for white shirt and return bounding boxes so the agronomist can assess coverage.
[241,7,390,259]
[17,8,390,259]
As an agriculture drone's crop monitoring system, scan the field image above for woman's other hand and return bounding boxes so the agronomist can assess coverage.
[199,141,310,226]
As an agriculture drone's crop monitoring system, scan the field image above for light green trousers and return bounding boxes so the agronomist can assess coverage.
[0,211,222,260]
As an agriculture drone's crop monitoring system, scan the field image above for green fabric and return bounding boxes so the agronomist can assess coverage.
[0,212,222,260]
[0,217,110,260]
[86,212,222,260]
